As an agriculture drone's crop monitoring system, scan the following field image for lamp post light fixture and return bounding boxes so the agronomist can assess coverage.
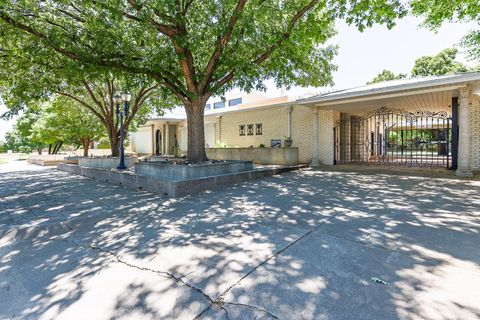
[113,92,132,170]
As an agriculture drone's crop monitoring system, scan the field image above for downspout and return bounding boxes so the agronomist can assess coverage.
[286,106,293,138]
[216,116,222,146]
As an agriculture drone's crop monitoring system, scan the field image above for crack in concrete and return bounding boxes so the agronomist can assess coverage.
[215,207,349,303]
[195,188,375,320]
[65,227,236,320]
[224,302,280,319]
[72,235,217,304]
[5,178,401,320]
[87,245,236,320]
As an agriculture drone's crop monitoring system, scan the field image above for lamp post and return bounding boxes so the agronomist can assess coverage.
[113,92,132,170]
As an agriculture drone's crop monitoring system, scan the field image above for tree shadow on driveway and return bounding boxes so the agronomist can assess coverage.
[1,167,479,319]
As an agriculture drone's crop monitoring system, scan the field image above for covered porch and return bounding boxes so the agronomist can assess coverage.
[304,74,480,176]
[129,118,186,156]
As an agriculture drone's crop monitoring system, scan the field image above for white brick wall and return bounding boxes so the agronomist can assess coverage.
[291,105,313,163]
[218,105,317,163]
[318,110,336,165]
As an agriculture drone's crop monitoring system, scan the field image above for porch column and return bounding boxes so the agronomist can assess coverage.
[151,124,155,155]
[311,107,320,167]
[456,87,472,177]
[165,123,170,155]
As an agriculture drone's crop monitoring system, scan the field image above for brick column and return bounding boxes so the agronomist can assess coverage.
[311,107,320,167]
[456,87,473,177]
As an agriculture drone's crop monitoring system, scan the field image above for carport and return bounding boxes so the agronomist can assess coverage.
[302,73,480,177]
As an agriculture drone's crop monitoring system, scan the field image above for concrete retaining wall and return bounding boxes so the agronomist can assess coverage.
[57,163,305,197]
[206,148,299,165]
[135,160,253,180]
[78,157,138,169]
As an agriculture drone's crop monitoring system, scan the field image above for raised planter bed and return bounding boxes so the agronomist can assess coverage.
[28,154,70,166]
[78,156,138,169]
[206,147,299,165]
[135,160,253,180]
[57,162,306,197]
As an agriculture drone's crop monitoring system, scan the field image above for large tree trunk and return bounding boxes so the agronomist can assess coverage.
[37,148,42,155]
[109,134,120,157]
[82,139,90,157]
[185,100,207,163]
[106,118,125,157]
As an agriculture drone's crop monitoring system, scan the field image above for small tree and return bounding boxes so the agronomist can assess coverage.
[36,97,105,157]
[367,70,407,84]
[7,98,106,155]
[5,109,45,154]
[0,47,166,156]
[53,77,160,156]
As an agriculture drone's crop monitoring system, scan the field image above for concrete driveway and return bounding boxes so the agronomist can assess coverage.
[1,161,480,320]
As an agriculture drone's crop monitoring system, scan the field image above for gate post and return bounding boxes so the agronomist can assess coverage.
[451,97,458,170]
[456,87,473,177]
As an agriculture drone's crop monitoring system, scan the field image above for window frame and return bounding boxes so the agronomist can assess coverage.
[228,98,243,107]
[255,123,263,135]
[239,124,246,136]
[214,101,225,109]
[247,124,254,136]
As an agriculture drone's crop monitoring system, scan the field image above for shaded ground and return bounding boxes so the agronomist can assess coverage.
[1,161,479,320]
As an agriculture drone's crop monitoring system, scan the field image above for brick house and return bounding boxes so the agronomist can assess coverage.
[130,72,480,176]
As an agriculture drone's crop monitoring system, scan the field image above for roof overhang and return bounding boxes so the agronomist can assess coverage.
[300,73,480,108]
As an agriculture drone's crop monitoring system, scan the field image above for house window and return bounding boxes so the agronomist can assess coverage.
[229,98,242,107]
[255,123,262,135]
[214,101,225,109]
[239,125,245,136]
[247,124,254,135]
[205,103,211,110]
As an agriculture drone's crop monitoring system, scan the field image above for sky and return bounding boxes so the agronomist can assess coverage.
[0,15,477,142]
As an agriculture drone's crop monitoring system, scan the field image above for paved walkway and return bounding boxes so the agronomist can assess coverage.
[1,161,480,320]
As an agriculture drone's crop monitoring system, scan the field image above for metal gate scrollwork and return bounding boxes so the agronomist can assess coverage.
[333,107,452,168]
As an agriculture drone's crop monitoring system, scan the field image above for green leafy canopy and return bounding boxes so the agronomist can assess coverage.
[0,0,407,100]
[0,0,407,161]
[411,48,469,77]
[367,69,407,84]
[411,0,480,65]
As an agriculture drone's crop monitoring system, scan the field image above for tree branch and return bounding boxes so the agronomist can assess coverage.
[125,0,178,37]
[55,91,107,126]
[200,0,248,94]
[212,0,319,92]
[82,80,109,118]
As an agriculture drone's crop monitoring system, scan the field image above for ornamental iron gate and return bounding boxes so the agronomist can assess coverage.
[333,107,453,168]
